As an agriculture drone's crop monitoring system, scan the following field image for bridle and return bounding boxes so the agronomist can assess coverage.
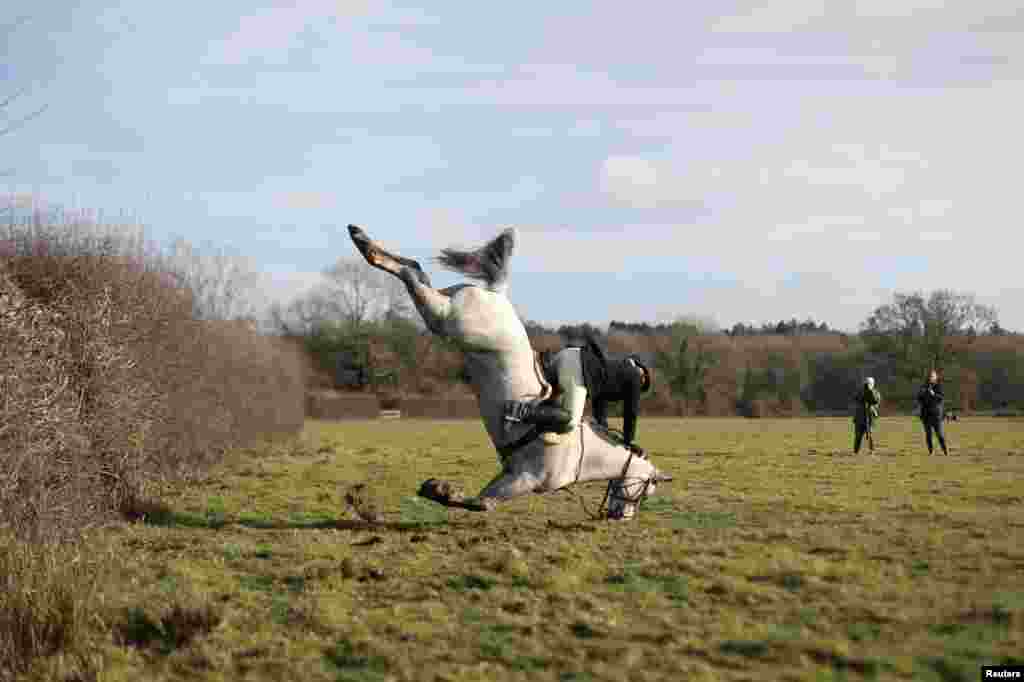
[565,422,656,521]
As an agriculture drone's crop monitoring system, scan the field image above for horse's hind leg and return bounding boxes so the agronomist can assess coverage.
[475,471,540,509]
[347,224,454,333]
[400,270,453,337]
[418,471,539,512]
[348,224,430,285]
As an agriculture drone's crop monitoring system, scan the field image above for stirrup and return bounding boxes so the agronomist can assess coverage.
[503,400,572,433]
[542,431,566,446]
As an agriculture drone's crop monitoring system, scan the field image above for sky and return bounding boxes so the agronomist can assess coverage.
[2,1,1022,332]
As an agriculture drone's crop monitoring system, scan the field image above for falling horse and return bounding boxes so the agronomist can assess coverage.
[348,224,672,520]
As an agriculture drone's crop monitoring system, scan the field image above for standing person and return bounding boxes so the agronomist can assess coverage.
[853,377,881,454]
[917,369,949,455]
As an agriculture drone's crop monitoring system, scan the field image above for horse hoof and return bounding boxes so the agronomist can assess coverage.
[348,225,386,267]
[348,224,427,278]
[418,478,464,505]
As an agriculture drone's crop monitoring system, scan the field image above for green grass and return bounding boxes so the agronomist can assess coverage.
[397,495,449,525]
[45,416,1024,681]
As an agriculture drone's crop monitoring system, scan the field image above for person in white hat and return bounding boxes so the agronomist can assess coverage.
[853,376,881,454]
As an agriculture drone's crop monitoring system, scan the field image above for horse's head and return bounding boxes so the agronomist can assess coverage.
[606,460,673,520]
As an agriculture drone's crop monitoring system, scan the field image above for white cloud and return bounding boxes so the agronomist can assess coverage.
[708,3,1024,84]
[712,1,1024,34]
[712,0,829,34]
[616,110,755,138]
[271,190,339,210]
[205,1,375,65]
[847,230,882,242]
[777,144,924,200]
[767,215,863,241]
[505,76,1023,328]
[919,231,954,241]
[600,155,715,208]
[568,119,603,137]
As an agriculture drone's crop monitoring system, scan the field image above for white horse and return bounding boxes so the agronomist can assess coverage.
[347,224,672,520]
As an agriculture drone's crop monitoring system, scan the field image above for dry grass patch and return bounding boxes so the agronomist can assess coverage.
[0,536,109,682]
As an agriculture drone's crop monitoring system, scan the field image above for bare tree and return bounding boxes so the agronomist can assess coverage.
[269,290,336,337]
[161,237,265,322]
[862,289,998,373]
[322,259,385,326]
[268,257,417,336]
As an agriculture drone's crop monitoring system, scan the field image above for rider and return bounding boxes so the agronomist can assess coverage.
[506,333,651,454]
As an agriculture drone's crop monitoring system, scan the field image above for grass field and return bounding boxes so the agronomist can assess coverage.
[74,417,1023,682]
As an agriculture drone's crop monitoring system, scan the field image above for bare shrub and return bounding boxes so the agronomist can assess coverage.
[1,215,304,533]
[305,391,380,419]
[0,212,304,675]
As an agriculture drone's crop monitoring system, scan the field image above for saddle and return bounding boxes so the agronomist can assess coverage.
[537,350,560,399]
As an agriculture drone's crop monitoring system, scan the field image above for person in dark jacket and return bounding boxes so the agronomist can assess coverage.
[852,377,881,454]
[589,352,650,452]
[917,369,949,455]
[505,334,651,452]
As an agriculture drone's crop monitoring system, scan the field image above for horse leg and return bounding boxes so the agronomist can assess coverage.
[348,224,431,285]
[400,269,454,337]
[347,224,456,334]
[418,472,539,512]
[474,470,541,509]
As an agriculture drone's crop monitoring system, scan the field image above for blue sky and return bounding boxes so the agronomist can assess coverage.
[3,1,1023,331]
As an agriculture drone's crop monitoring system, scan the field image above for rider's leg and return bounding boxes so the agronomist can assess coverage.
[503,348,585,436]
[532,348,587,444]
[555,347,588,432]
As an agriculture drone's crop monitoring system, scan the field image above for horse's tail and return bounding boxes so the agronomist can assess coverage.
[437,228,516,293]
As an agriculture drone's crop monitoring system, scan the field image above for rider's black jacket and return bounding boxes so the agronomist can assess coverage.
[577,335,644,446]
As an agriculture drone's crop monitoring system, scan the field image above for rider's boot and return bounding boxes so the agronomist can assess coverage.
[505,401,572,433]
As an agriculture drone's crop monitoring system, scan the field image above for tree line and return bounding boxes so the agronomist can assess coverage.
[265,255,1021,416]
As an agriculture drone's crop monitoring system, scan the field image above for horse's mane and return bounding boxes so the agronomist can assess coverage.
[437,228,516,292]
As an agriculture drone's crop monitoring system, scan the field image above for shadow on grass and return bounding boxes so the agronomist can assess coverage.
[671,510,737,530]
[129,495,456,534]
[447,574,497,592]
[604,563,689,604]
[914,604,1023,682]
[132,509,451,533]
[115,604,222,656]
[475,622,548,671]
[719,639,770,659]
[805,649,895,680]
[323,638,388,682]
